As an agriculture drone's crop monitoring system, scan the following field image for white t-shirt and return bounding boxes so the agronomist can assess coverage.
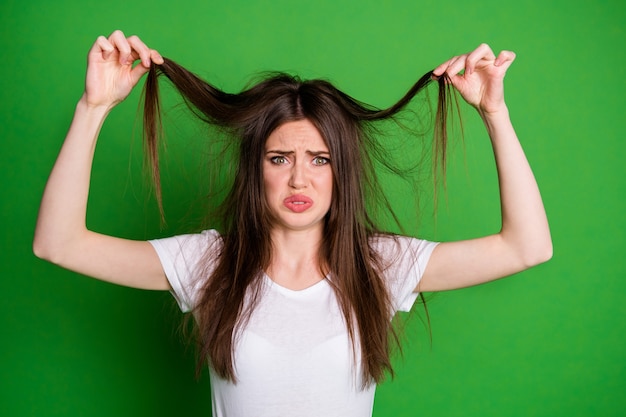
[149,230,437,417]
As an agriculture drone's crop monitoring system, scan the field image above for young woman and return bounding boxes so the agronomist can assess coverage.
[33,30,551,417]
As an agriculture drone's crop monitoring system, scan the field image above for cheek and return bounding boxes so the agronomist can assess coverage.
[262,169,283,199]
[319,171,334,201]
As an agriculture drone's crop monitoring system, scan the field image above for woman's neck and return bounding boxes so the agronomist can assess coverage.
[266,227,326,290]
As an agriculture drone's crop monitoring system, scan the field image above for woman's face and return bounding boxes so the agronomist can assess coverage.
[263,119,333,235]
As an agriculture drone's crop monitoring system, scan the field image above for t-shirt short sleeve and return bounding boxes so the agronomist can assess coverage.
[371,235,439,313]
[149,229,221,312]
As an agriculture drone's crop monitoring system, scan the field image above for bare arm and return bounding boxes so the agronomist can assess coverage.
[33,31,170,290]
[418,44,552,292]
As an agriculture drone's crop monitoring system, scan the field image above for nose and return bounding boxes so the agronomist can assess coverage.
[288,161,308,189]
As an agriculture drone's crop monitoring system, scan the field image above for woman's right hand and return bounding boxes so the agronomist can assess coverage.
[84,30,163,109]
[33,30,170,291]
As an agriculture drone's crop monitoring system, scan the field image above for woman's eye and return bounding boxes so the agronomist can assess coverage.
[312,157,330,166]
[270,156,287,164]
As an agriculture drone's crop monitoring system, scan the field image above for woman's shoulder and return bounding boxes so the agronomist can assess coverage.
[148,229,223,312]
[149,229,223,261]
[152,228,222,243]
[369,232,434,250]
[369,232,439,267]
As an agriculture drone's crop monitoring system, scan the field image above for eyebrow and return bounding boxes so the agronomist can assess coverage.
[265,150,330,156]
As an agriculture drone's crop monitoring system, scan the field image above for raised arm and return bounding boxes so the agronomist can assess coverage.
[418,44,552,292]
[33,31,170,290]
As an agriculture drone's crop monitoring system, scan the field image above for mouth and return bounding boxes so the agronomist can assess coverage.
[283,194,313,213]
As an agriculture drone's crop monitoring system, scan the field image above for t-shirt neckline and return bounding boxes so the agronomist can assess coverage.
[263,273,329,296]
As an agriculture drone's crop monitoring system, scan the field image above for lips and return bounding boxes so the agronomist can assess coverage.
[283,194,313,213]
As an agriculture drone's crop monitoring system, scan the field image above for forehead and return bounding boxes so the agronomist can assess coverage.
[265,120,328,151]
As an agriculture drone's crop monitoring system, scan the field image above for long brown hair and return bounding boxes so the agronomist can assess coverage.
[143,58,455,385]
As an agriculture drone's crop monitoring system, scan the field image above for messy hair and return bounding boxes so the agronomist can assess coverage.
[143,58,455,385]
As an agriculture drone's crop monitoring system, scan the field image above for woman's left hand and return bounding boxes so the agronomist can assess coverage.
[433,43,516,115]
[420,44,552,294]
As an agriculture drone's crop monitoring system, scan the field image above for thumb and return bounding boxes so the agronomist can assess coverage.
[129,63,150,86]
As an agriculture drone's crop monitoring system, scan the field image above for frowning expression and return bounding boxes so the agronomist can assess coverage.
[263,119,333,234]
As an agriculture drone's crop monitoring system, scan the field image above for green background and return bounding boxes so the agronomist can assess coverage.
[1,0,624,416]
